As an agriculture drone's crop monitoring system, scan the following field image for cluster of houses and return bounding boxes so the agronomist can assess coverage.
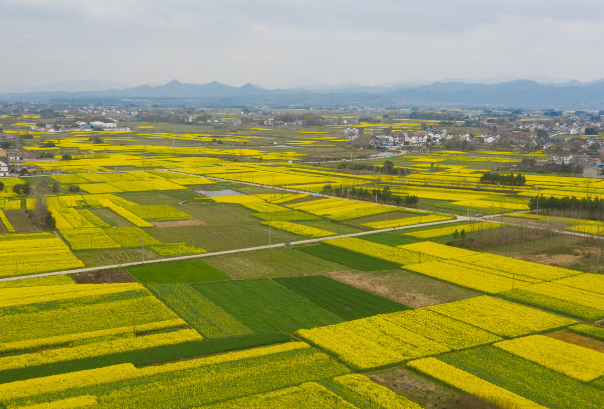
[262,119,305,127]
[29,121,130,132]
[0,149,37,176]
[514,121,602,136]
[345,128,502,148]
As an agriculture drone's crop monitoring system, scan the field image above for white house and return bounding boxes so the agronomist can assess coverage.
[0,157,9,177]
[553,153,573,165]
[90,121,117,129]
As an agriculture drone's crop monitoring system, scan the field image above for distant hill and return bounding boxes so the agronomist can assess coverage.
[2,79,604,108]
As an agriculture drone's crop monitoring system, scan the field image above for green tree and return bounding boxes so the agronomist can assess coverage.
[13,183,31,195]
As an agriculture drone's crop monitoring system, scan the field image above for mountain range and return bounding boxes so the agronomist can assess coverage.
[2,79,604,108]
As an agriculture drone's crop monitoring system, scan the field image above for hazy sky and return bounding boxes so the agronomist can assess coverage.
[2,0,604,91]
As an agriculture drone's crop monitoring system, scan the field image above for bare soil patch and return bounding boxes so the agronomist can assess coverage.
[72,269,136,284]
[519,254,581,268]
[327,270,480,308]
[151,219,207,228]
[547,330,604,353]
[369,368,460,409]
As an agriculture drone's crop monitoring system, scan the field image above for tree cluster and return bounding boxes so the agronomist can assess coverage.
[479,172,526,186]
[322,184,419,207]
[12,183,31,195]
[529,195,604,219]
[337,160,410,176]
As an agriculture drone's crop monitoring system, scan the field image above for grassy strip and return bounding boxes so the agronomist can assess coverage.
[0,333,290,384]
[273,276,411,320]
[297,243,400,271]
[128,259,230,283]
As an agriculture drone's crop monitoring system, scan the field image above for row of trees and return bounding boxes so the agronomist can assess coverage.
[337,160,410,176]
[321,184,419,206]
[479,172,526,186]
[528,195,604,219]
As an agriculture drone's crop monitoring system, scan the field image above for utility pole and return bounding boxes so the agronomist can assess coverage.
[142,235,144,262]
[172,112,175,148]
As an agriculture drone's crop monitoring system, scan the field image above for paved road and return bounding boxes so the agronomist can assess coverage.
[4,171,594,283]
[0,216,467,282]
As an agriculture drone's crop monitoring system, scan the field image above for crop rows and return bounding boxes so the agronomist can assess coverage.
[398,241,479,259]
[273,275,410,320]
[407,358,545,409]
[193,279,343,334]
[297,298,531,370]
[493,335,604,382]
[405,260,534,294]
[0,343,350,409]
[325,237,437,266]
[297,243,401,271]
[361,214,450,229]
[0,210,15,232]
[147,283,252,338]
[288,198,391,220]
[427,296,576,337]
[438,346,603,409]
[262,221,335,238]
[405,221,500,239]
[0,234,84,277]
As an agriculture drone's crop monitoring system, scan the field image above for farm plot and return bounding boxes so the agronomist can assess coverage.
[437,346,603,409]
[147,283,252,339]
[0,342,350,409]
[397,241,479,259]
[361,214,452,229]
[200,382,356,409]
[499,282,604,321]
[297,305,502,371]
[324,237,437,266]
[462,253,580,282]
[262,221,336,238]
[0,283,180,346]
[0,233,84,277]
[554,273,604,295]
[427,296,576,337]
[0,329,203,384]
[2,210,41,233]
[404,222,500,239]
[569,324,604,342]
[127,259,229,283]
[288,198,391,221]
[251,210,320,221]
[407,358,546,409]
[193,279,344,334]
[332,374,422,409]
[273,276,411,320]
[360,233,419,247]
[404,260,535,294]
[493,335,604,382]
